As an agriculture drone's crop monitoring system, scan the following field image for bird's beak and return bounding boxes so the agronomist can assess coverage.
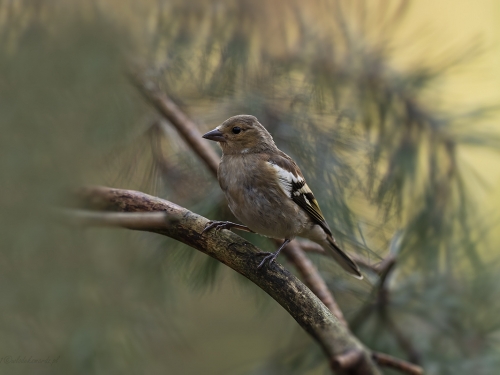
[202,128,226,142]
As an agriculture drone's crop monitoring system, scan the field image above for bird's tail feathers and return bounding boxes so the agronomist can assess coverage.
[324,236,363,279]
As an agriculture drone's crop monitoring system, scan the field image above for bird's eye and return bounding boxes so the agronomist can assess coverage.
[232,127,241,134]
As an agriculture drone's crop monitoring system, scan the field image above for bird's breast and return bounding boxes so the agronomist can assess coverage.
[218,155,307,238]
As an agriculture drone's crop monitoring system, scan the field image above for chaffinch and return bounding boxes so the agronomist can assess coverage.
[202,115,362,279]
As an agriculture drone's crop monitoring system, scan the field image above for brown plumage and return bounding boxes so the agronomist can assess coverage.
[202,115,362,279]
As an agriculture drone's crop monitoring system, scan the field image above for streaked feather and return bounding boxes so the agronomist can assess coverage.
[267,154,332,236]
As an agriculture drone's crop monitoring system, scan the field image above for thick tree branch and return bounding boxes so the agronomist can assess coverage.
[75,186,380,375]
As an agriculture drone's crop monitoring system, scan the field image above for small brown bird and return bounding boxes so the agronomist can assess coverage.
[202,115,362,279]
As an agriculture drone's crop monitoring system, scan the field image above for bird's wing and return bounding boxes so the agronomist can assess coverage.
[267,152,333,236]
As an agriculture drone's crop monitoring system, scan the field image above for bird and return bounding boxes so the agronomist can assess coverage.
[201,115,362,279]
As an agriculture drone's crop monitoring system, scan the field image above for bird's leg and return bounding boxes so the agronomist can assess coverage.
[202,221,255,234]
[257,239,291,269]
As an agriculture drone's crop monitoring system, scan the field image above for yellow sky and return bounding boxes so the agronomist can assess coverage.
[404,0,500,105]
[401,0,500,244]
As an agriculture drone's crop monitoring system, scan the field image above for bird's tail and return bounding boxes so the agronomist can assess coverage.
[324,235,363,279]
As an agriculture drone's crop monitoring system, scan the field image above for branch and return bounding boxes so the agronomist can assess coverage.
[55,209,168,229]
[372,352,423,375]
[350,252,422,366]
[75,186,380,375]
[130,73,220,177]
[385,317,422,365]
[292,240,423,370]
[282,241,348,327]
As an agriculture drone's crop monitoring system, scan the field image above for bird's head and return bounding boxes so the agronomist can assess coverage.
[202,115,277,155]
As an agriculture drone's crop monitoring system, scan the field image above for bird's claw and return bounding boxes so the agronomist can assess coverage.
[202,221,231,234]
[256,252,279,269]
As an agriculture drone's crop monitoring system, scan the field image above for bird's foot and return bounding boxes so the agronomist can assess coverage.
[202,221,232,234]
[202,221,254,234]
[256,251,280,269]
[255,239,290,269]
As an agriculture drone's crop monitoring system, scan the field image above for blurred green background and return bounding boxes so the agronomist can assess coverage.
[1,1,500,374]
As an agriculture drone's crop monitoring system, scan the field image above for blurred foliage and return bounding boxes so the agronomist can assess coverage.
[1,0,500,374]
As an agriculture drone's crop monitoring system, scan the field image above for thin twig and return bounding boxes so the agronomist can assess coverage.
[130,73,220,176]
[385,315,422,365]
[376,256,422,365]
[372,352,423,375]
[147,120,199,200]
[282,240,348,327]
[54,209,168,229]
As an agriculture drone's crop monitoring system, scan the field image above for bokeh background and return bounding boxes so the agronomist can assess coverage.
[1,1,500,374]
